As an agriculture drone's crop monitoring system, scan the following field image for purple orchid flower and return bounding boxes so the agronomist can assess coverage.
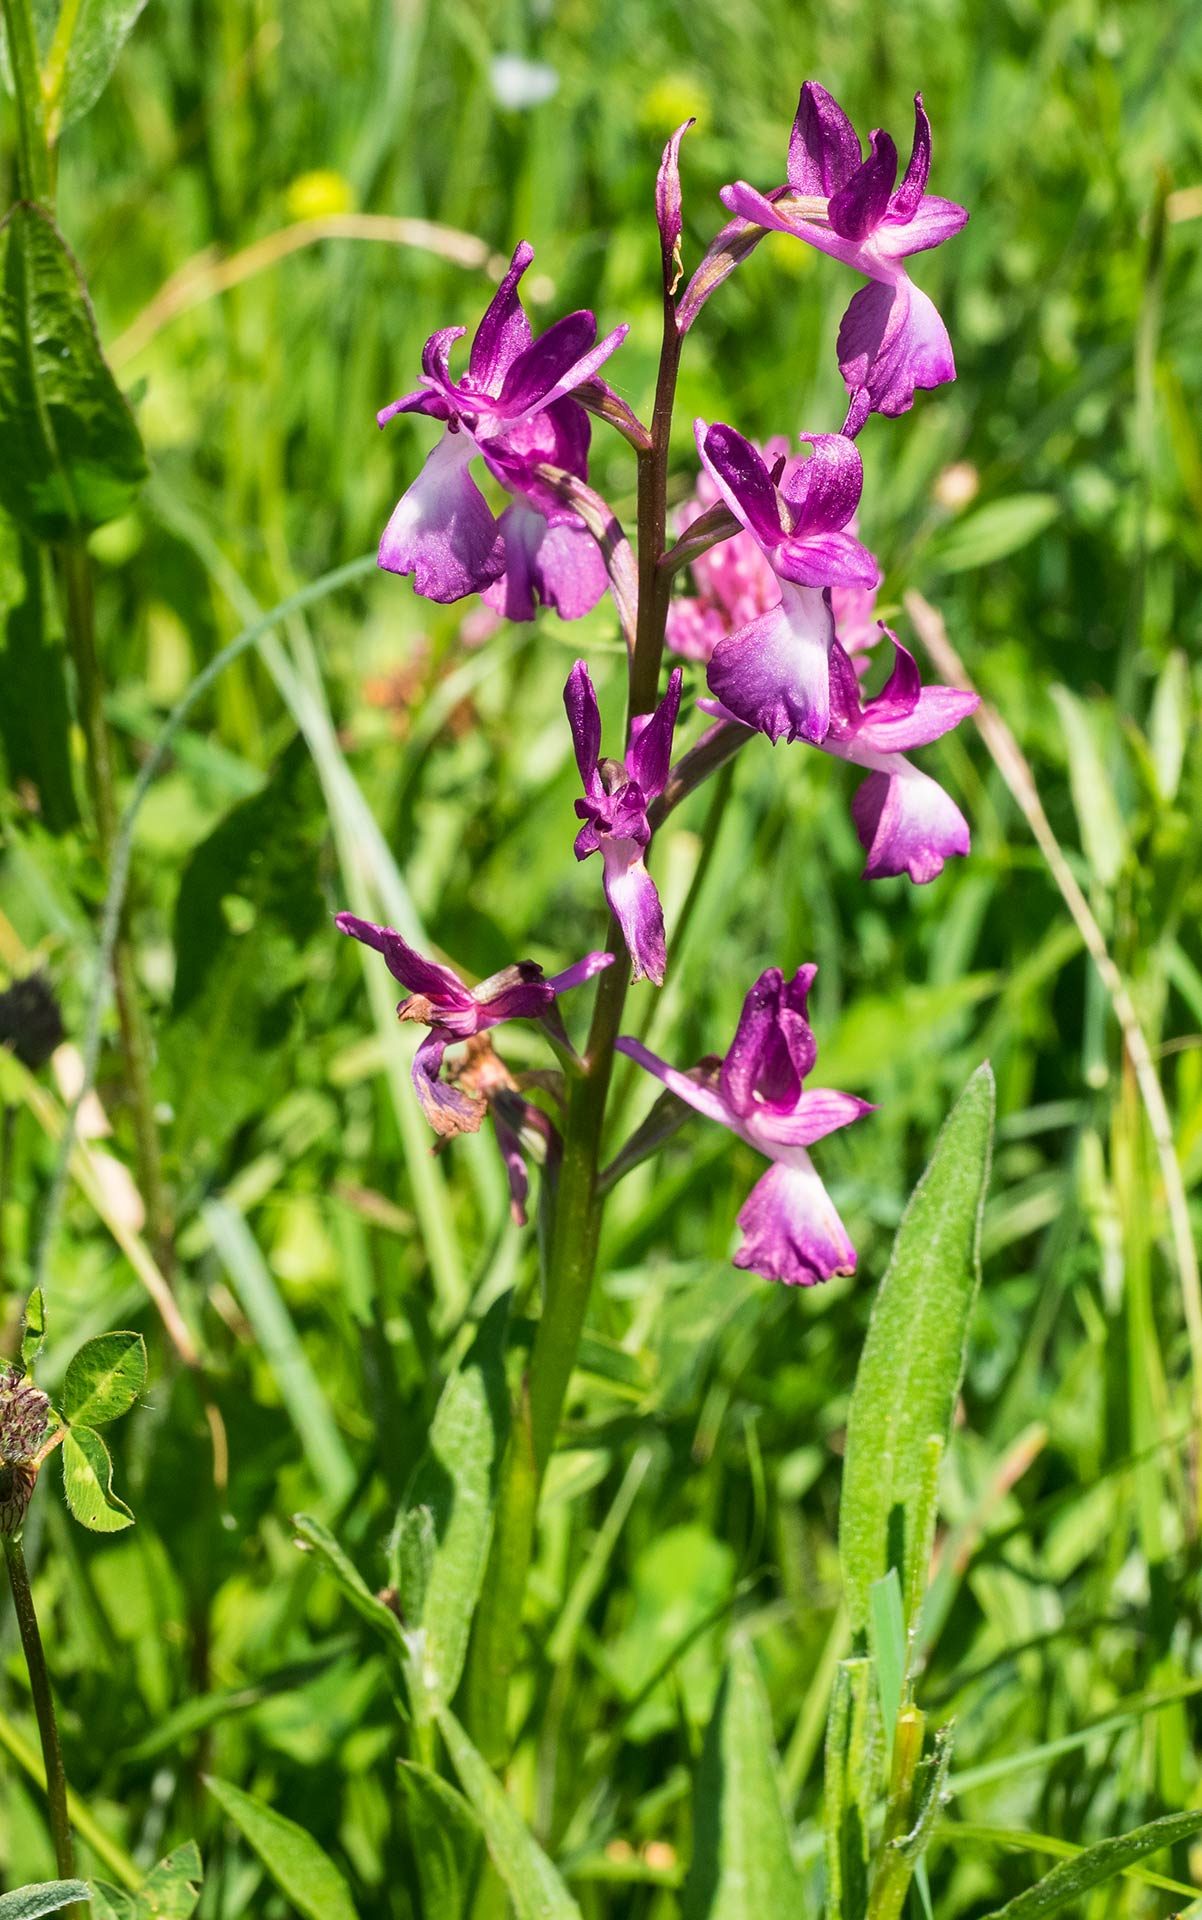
[617,965,872,1286]
[564,662,683,987]
[695,420,880,746]
[721,85,968,435]
[700,625,978,883]
[335,913,613,1134]
[376,242,628,615]
[823,631,979,882]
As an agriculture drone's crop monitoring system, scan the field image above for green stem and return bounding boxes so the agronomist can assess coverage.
[0,0,52,202]
[60,543,173,1275]
[467,289,685,1765]
[2,1534,77,1894]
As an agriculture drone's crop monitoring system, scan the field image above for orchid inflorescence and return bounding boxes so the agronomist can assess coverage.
[339,81,977,1289]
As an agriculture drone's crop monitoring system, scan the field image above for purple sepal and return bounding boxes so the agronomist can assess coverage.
[788,82,862,196]
[657,119,695,292]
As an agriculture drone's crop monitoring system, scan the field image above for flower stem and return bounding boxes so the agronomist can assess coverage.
[60,544,173,1275]
[2,1534,77,1890]
[0,0,53,204]
[467,289,685,1765]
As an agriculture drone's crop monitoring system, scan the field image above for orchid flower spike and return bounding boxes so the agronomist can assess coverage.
[721,85,968,435]
[695,420,879,745]
[564,663,683,987]
[377,242,628,617]
[618,965,872,1285]
[335,913,612,1134]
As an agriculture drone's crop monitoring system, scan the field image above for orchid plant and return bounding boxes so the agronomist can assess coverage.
[339,80,978,1778]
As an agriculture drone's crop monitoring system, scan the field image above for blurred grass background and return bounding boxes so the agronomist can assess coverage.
[3,0,1202,1910]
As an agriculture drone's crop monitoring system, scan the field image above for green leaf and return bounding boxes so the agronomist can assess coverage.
[205,1777,359,1920]
[868,1570,905,1749]
[399,1297,509,1705]
[436,1706,583,1920]
[0,1885,91,1918]
[61,1425,134,1531]
[840,1065,995,1641]
[929,494,1059,574]
[681,1637,808,1919]
[137,1843,203,1920]
[1049,686,1126,888]
[397,1762,484,1920]
[61,1331,146,1426]
[823,1659,880,1920]
[45,0,151,130]
[0,204,147,541]
[20,1288,45,1371]
[978,1809,1202,1920]
[292,1512,408,1656]
[1148,649,1189,801]
[0,521,78,833]
[88,1889,135,1920]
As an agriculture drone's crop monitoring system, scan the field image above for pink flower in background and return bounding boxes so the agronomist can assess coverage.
[667,437,880,668]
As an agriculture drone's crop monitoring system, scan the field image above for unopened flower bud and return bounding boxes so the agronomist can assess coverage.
[0,1368,51,1535]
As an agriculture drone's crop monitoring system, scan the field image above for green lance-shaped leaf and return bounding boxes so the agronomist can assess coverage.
[682,1636,808,1920]
[436,1706,583,1920]
[824,1659,881,1920]
[978,1808,1202,1920]
[20,1288,45,1371]
[136,1841,203,1920]
[396,1297,509,1705]
[840,1064,995,1642]
[0,203,147,542]
[205,1777,359,1920]
[42,0,151,132]
[0,520,79,833]
[88,1889,135,1920]
[61,1331,146,1426]
[61,1424,133,1531]
[397,1762,484,1920]
[929,494,1059,574]
[0,1885,91,1919]
[292,1511,408,1658]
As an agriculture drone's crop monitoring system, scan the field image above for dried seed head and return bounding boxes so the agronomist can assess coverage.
[0,973,65,1072]
[0,1369,51,1535]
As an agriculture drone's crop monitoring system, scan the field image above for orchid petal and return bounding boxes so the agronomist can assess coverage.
[378,430,505,602]
[706,587,834,745]
[828,128,899,242]
[788,81,863,195]
[734,1159,857,1286]
[468,241,535,394]
[851,761,971,882]
[601,840,667,985]
[625,668,682,800]
[563,660,603,793]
